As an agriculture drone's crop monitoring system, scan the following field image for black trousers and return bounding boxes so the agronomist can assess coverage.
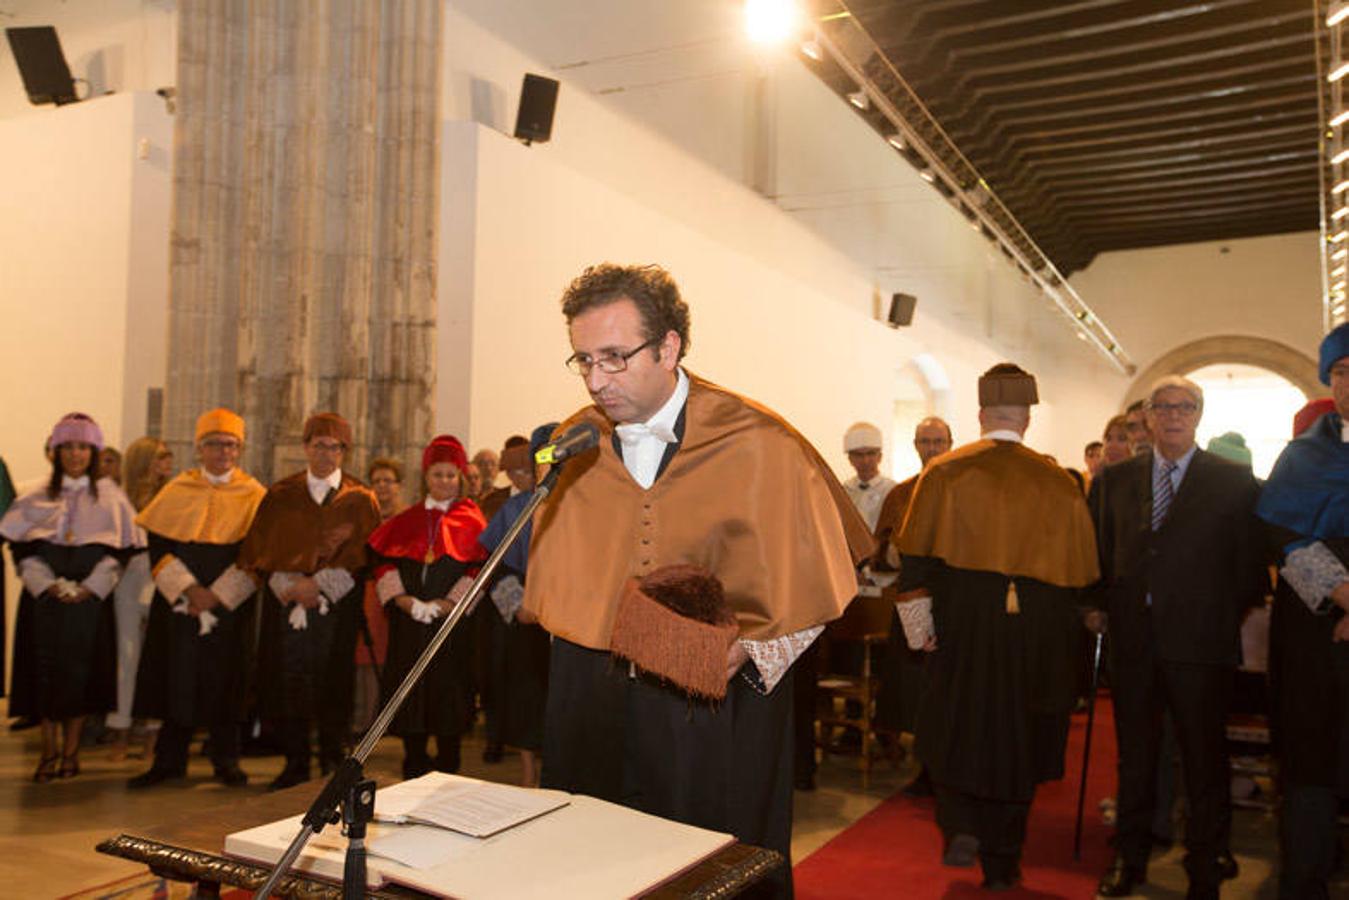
[153,716,240,775]
[1112,654,1231,891]
[934,783,1031,881]
[542,639,795,899]
[792,638,819,782]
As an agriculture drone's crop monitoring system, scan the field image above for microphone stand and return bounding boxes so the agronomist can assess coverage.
[254,464,563,899]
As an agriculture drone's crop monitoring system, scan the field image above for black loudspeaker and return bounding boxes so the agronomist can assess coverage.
[514,73,559,145]
[888,293,917,327]
[6,26,77,106]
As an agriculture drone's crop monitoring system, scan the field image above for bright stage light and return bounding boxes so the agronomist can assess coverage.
[745,0,802,45]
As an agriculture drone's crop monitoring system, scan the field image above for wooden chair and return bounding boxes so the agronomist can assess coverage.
[814,589,898,785]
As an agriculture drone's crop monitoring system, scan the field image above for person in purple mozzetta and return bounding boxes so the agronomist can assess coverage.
[0,413,141,782]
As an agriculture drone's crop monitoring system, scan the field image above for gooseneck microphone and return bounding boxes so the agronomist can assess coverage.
[533,421,600,465]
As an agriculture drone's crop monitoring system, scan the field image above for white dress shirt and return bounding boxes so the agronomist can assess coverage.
[615,369,687,489]
[843,474,898,532]
[307,468,343,505]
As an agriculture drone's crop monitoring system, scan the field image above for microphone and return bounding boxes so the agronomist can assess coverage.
[534,422,600,465]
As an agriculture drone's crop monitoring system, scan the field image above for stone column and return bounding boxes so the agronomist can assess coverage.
[166,0,441,484]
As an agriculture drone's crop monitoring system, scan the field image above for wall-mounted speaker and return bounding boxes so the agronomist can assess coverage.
[888,292,917,327]
[6,26,77,106]
[514,73,559,145]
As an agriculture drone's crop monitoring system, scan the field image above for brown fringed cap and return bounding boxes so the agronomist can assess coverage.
[302,412,353,447]
[609,564,739,701]
[978,363,1039,407]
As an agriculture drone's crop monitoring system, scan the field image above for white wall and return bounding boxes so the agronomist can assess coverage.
[0,91,171,486]
[1070,232,1324,383]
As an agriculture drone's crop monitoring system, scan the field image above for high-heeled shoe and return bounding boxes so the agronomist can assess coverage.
[32,754,59,784]
[58,753,80,779]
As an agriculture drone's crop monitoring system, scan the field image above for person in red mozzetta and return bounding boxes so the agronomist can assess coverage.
[367,435,487,778]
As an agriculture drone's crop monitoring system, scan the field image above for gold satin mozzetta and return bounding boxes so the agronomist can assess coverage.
[897,439,1099,589]
[135,468,266,545]
[523,374,874,650]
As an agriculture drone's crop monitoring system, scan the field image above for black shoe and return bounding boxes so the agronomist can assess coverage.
[482,742,504,764]
[214,764,249,787]
[942,834,979,868]
[9,716,39,732]
[1097,856,1147,897]
[126,767,184,790]
[1216,852,1238,881]
[268,763,310,792]
[981,869,1021,891]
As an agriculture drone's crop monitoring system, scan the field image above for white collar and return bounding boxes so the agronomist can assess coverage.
[615,368,688,445]
[1341,420,1349,443]
[61,474,90,491]
[203,468,234,486]
[424,496,453,512]
[981,429,1024,444]
[307,468,342,504]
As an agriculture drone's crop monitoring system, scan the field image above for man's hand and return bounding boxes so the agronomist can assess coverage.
[1331,581,1349,613]
[516,605,538,625]
[1083,610,1108,635]
[1333,614,1349,643]
[185,584,221,614]
[63,587,94,604]
[288,576,322,609]
[394,595,416,615]
[726,642,750,681]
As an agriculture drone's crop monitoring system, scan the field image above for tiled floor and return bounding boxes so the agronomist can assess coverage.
[0,711,1319,898]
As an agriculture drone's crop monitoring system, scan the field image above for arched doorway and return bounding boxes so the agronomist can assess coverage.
[1184,363,1308,478]
[888,352,951,480]
[1125,335,1320,406]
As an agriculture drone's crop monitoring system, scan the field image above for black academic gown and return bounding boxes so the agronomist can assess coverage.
[132,535,251,727]
[8,541,119,719]
[902,558,1079,803]
[380,553,474,739]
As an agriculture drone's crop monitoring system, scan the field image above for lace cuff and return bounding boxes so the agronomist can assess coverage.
[741,625,824,694]
[81,556,122,600]
[1281,542,1349,614]
[268,571,299,601]
[152,555,197,604]
[17,556,57,597]
[210,564,257,610]
[314,567,356,603]
[375,568,406,605]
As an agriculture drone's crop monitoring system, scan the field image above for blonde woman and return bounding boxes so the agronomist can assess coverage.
[108,437,174,759]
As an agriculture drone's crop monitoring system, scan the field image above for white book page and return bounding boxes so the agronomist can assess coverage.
[375,773,568,838]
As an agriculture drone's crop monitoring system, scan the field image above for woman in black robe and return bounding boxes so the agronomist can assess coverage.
[0,413,139,781]
[367,435,487,778]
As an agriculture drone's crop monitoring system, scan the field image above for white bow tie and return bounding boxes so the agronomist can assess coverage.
[614,421,677,446]
[425,498,452,512]
[61,475,90,492]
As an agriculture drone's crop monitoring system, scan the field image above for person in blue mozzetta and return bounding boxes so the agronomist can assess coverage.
[477,422,558,788]
[1258,322,1349,900]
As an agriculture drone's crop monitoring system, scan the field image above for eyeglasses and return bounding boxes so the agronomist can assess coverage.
[565,338,659,376]
[1148,401,1199,416]
[200,439,241,452]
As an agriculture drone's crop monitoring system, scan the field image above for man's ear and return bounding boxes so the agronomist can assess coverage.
[659,330,681,369]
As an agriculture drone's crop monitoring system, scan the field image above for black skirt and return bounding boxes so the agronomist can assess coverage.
[8,541,118,719]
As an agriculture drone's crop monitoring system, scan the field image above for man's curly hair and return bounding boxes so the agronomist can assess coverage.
[560,263,691,362]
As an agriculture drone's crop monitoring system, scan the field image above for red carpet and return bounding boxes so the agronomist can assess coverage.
[794,699,1117,898]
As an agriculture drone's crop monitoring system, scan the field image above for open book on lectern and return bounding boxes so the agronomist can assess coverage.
[224,772,736,898]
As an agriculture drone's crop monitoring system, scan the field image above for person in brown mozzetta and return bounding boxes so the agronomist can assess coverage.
[522,263,872,899]
[895,364,1099,891]
[237,412,381,790]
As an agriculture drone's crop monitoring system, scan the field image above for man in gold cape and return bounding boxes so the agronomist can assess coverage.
[895,363,1098,890]
[127,408,266,788]
[523,264,871,898]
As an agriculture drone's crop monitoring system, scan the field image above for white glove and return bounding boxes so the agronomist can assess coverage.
[287,596,330,631]
[490,576,525,624]
[409,598,442,624]
[173,600,219,636]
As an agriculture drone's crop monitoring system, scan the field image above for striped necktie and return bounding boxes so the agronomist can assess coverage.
[1152,459,1177,531]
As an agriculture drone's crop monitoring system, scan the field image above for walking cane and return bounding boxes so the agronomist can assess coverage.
[1073,627,1105,861]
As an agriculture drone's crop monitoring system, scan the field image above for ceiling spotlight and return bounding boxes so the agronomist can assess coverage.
[1335,180,1349,194]
[1334,149,1349,166]
[886,133,906,151]
[744,0,802,45]
[1333,265,1347,278]
[799,39,822,61]
[1335,206,1349,220]
[1334,110,1349,128]
[1334,247,1349,260]
[1330,2,1349,26]
[919,168,936,183]
[1332,231,1349,243]
[847,90,869,110]
[1329,61,1349,83]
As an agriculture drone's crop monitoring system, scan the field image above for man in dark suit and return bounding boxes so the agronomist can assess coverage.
[1088,376,1265,900]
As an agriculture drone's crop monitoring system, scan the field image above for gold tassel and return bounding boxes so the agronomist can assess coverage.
[1005,579,1020,615]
